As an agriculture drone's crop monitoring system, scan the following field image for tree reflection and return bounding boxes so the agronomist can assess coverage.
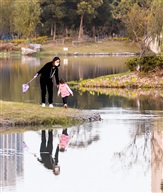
[113,119,163,192]
[151,125,163,192]
[151,129,163,169]
[54,125,100,149]
[113,121,151,173]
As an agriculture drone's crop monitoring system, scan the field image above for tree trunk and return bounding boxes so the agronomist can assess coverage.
[139,36,152,58]
[27,37,30,45]
[92,26,95,38]
[78,15,84,40]
[51,24,53,36]
[53,19,56,40]
[65,27,68,37]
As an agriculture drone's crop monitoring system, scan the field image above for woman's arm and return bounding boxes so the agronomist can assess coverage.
[55,68,59,85]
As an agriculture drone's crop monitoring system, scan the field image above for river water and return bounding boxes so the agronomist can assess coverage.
[0,55,163,192]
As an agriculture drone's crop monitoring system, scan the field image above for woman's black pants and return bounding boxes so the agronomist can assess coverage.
[40,77,53,104]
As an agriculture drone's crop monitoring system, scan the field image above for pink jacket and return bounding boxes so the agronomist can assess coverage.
[59,134,70,148]
[58,83,73,98]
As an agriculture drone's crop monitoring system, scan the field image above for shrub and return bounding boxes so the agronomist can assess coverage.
[125,57,139,71]
[126,55,163,72]
[31,36,48,44]
[8,36,48,45]
[9,39,27,44]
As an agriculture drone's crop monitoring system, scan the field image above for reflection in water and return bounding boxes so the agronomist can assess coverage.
[113,120,163,193]
[80,87,163,110]
[0,133,24,188]
[21,56,40,66]
[35,130,60,175]
[58,128,71,152]
[68,125,100,149]
[0,56,128,104]
[151,125,163,193]
[1,112,163,192]
[0,114,163,192]
[0,125,100,191]
[113,120,151,173]
[1,55,163,192]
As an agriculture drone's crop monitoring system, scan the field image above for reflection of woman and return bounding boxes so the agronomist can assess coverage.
[37,130,53,169]
[52,145,60,175]
[36,130,60,175]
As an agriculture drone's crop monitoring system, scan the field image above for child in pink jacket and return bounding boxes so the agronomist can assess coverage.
[59,128,71,152]
[57,79,73,108]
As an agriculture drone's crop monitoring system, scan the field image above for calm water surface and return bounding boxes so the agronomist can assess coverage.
[0,56,163,192]
[0,55,128,104]
[1,108,163,192]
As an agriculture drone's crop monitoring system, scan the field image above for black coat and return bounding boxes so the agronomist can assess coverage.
[37,61,59,85]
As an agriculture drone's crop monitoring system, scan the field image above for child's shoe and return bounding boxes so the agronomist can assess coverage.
[63,104,67,108]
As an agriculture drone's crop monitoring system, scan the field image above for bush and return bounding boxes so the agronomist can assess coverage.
[9,39,27,44]
[125,57,139,71]
[8,36,48,45]
[126,55,163,72]
[31,36,48,44]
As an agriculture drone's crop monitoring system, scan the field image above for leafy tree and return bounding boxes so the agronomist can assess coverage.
[39,0,65,40]
[150,0,163,53]
[0,0,15,39]
[61,1,79,37]
[76,0,103,40]
[14,0,41,40]
[91,0,120,37]
[112,0,163,56]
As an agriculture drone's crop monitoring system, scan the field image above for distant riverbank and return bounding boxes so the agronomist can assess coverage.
[39,40,140,56]
[0,40,140,57]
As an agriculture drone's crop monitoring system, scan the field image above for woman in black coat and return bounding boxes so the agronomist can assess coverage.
[34,57,60,108]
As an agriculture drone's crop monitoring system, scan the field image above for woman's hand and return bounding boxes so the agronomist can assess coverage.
[34,73,38,78]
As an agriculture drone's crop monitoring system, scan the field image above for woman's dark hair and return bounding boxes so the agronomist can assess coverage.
[53,56,60,62]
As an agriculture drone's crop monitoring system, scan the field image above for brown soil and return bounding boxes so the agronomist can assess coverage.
[0,42,20,52]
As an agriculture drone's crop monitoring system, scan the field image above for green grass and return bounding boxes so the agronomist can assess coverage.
[68,69,163,89]
[0,40,140,57]
[37,40,139,56]
[0,100,100,129]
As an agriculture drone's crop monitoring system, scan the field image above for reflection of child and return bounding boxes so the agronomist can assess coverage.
[57,79,73,108]
[59,129,71,152]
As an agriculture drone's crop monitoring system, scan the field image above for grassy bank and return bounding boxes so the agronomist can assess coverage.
[72,70,163,89]
[0,100,101,129]
[67,69,163,100]
[38,40,139,56]
[0,40,140,56]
